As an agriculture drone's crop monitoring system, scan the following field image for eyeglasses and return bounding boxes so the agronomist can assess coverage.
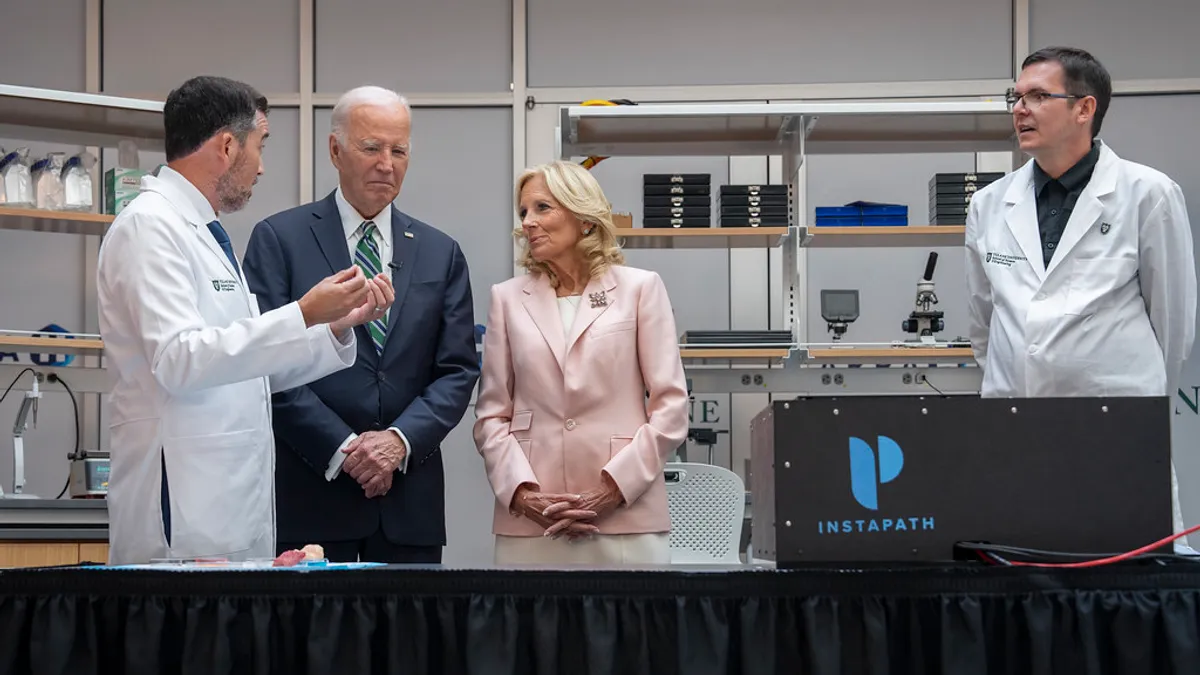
[1005,88,1080,113]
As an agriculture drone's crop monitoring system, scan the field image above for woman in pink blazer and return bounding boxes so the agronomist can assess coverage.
[473,161,690,565]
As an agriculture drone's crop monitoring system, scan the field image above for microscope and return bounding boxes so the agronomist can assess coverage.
[820,289,860,344]
[901,252,945,345]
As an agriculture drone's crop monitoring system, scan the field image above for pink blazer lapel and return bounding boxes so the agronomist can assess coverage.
[521,274,566,370]
[565,269,618,355]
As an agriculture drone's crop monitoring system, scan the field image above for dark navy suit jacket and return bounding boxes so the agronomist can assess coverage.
[242,191,479,547]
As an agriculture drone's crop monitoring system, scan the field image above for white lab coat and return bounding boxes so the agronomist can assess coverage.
[97,167,357,565]
[965,141,1197,545]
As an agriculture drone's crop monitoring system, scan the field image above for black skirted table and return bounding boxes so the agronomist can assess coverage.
[1,562,1199,675]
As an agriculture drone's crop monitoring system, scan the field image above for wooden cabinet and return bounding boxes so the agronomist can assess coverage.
[0,542,109,568]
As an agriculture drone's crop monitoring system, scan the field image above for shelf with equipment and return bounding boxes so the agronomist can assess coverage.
[0,83,160,360]
[0,206,113,237]
[616,226,793,250]
[801,225,966,249]
[0,82,162,504]
[558,100,1013,159]
[556,99,1015,387]
[0,333,105,358]
[0,82,162,416]
[678,347,793,368]
[805,345,974,365]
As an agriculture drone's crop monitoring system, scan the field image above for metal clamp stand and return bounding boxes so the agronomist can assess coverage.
[5,377,41,499]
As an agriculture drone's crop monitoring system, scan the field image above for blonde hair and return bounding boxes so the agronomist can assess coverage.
[513,161,625,287]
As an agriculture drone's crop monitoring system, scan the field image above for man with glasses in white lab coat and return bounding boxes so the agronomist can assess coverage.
[965,46,1197,550]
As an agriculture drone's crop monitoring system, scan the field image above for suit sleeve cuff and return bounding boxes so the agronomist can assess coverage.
[388,427,410,474]
[326,432,356,481]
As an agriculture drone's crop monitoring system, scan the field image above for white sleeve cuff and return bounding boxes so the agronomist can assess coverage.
[326,432,356,481]
[388,427,410,474]
[326,323,356,352]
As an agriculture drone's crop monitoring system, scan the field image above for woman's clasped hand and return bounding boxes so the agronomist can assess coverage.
[513,473,626,540]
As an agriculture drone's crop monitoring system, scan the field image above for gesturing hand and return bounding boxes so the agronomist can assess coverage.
[298,266,369,327]
[330,273,396,341]
[511,485,600,539]
[542,472,625,538]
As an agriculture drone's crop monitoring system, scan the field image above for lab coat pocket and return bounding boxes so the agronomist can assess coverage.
[1065,256,1138,315]
[164,428,262,556]
[610,435,634,460]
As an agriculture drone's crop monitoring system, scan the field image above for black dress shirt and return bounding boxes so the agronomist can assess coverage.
[1032,141,1101,268]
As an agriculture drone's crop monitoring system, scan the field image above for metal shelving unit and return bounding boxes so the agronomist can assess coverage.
[0,84,164,150]
[614,226,793,250]
[557,99,1015,394]
[0,206,114,237]
[0,84,164,390]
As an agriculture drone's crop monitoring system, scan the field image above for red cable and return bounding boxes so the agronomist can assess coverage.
[1003,522,1200,568]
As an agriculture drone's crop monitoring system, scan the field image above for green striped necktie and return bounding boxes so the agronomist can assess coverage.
[354,220,387,353]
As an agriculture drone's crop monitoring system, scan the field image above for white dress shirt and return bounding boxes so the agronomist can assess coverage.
[325,187,410,481]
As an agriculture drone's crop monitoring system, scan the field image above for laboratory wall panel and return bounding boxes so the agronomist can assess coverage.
[102,0,300,96]
[1030,0,1200,81]
[314,0,512,94]
[0,0,86,92]
[527,0,1012,88]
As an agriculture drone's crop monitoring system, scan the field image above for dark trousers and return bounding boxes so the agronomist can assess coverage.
[279,527,441,564]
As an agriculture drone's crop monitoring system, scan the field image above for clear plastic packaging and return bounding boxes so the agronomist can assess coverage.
[117,139,138,169]
[32,152,67,210]
[0,148,34,208]
[61,152,97,211]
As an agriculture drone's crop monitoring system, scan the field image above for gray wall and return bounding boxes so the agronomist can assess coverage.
[314,0,511,93]
[1031,0,1199,81]
[4,0,1200,563]
[527,0,1011,87]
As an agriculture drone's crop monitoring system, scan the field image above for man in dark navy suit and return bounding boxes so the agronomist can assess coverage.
[242,85,478,563]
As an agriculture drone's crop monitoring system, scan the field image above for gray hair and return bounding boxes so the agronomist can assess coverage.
[330,86,411,147]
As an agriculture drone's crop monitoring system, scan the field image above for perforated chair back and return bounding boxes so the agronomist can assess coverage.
[664,462,745,564]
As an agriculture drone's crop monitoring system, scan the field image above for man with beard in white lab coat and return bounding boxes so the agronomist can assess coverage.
[97,76,396,565]
[965,47,1197,549]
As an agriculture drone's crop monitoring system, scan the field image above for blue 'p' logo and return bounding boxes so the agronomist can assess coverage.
[848,436,903,510]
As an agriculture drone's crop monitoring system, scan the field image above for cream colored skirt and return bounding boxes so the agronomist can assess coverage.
[494,532,671,566]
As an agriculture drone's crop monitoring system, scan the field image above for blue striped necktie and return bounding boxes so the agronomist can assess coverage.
[354,221,387,353]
